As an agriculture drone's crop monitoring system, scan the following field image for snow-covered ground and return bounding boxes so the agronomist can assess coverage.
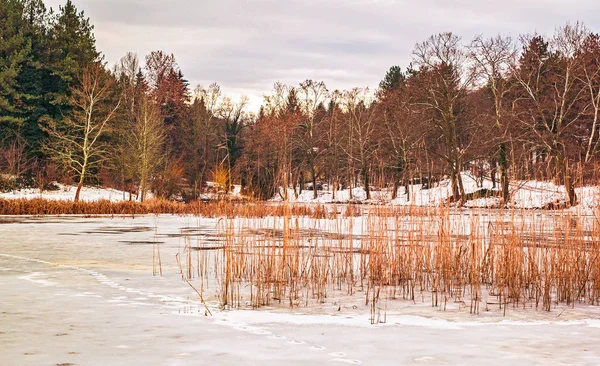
[276,173,600,212]
[0,183,133,202]
[0,182,245,203]
[2,215,600,365]
[0,174,598,213]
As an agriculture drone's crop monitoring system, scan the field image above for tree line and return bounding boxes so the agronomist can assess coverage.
[1,0,599,205]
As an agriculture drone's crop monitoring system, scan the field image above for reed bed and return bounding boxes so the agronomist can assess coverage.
[189,204,600,321]
[0,198,335,217]
[4,193,599,320]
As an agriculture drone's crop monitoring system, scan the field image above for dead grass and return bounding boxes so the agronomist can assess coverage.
[0,198,329,218]
[187,204,600,321]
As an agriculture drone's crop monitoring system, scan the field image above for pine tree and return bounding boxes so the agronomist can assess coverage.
[48,0,99,86]
[379,65,405,92]
[0,0,31,137]
[14,0,50,155]
[41,0,100,134]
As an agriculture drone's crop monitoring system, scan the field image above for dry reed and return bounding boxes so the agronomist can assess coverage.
[188,203,600,322]
[0,198,331,218]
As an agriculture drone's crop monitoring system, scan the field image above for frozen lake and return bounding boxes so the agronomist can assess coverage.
[2,214,600,365]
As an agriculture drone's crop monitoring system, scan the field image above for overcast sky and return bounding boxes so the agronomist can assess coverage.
[43,0,600,111]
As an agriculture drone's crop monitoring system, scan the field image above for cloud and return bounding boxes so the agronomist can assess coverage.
[43,0,600,111]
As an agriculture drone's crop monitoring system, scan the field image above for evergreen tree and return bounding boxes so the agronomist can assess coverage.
[0,0,100,159]
[379,65,405,92]
[48,0,99,87]
[0,0,31,137]
[38,0,99,143]
[14,0,50,155]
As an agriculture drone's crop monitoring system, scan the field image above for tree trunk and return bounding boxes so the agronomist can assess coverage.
[391,178,399,200]
[332,177,337,201]
[450,166,459,200]
[363,168,370,200]
[499,143,510,204]
[140,183,146,202]
[558,154,577,207]
[311,166,317,200]
[121,168,126,201]
[74,167,85,202]
[348,165,353,200]
[74,181,83,202]
[490,159,497,189]
[458,173,465,201]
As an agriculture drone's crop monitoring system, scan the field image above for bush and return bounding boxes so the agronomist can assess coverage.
[0,174,16,192]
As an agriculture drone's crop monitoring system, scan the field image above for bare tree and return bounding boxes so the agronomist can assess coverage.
[43,63,121,201]
[132,94,165,201]
[1,134,29,181]
[342,88,378,200]
[578,33,600,164]
[412,32,476,202]
[470,34,517,203]
[512,24,589,205]
[378,79,424,200]
[297,80,328,199]
[115,52,140,115]
[184,83,222,196]
[323,91,346,200]
[263,83,301,199]
[219,95,249,191]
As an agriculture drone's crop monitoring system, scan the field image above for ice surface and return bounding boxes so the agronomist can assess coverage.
[2,215,600,365]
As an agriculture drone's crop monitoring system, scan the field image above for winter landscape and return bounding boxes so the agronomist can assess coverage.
[3,0,600,365]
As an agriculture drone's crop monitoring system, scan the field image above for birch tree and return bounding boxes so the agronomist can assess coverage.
[132,93,165,201]
[43,63,120,201]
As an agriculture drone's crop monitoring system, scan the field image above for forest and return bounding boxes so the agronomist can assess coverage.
[2,0,600,205]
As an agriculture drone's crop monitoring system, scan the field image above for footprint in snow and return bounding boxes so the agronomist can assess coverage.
[414,356,436,363]
[250,329,272,335]
[331,359,362,364]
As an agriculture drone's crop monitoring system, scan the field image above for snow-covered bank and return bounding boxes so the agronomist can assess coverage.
[0,174,598,213]
[0,183,132,202]
[275,173,600,212]
[0,182,245,203]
